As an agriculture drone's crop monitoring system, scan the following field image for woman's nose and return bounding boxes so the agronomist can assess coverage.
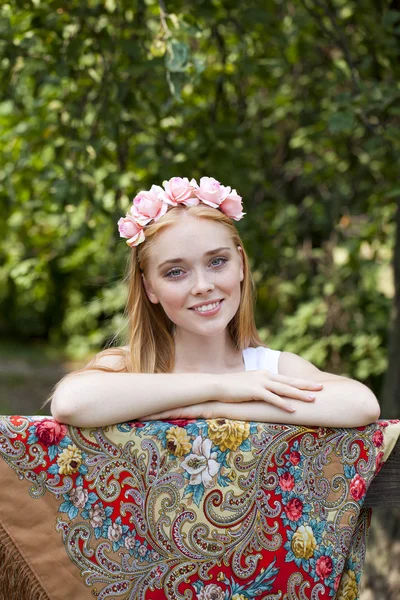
[191,270,215,294]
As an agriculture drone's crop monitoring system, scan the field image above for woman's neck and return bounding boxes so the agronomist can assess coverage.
[172,334,245,374]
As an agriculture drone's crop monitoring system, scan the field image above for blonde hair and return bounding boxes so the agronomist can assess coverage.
[41,203,266,409]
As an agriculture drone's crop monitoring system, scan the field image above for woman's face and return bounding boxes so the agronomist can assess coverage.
[142,214,244,338]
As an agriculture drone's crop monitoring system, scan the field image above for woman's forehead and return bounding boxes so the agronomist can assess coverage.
[152,218,232,252]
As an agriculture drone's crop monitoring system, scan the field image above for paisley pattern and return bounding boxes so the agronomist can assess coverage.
[0,415,399,600]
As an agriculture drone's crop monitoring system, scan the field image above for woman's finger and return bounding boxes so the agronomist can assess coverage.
[262,391,296,412]
[265,381,317,402]
[267,374,323,390]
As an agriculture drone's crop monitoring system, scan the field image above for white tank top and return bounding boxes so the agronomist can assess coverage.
[242,346,281,374]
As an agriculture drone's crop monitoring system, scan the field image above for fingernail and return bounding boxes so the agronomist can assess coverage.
[287,406,296,412]
[308,394,316,400]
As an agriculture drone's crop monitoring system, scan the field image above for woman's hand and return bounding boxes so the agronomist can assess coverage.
[216,370,323,413]
[140,370,324,420]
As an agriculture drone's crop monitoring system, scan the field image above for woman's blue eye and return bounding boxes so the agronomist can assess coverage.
[164,257,228,279]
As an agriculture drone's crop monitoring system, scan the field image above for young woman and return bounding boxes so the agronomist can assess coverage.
[47,176,380,428]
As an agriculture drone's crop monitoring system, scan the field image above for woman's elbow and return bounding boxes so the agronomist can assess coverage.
[50,390,73,424]
[360,387,381,424]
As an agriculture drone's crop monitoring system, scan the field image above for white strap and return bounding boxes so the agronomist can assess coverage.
[259,347,281,375]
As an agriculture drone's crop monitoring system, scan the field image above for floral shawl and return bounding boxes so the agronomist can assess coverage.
[0,415,399,600]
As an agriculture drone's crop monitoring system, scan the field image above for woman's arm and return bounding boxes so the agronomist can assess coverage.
[141,352,380,427]
[51,370,221,427]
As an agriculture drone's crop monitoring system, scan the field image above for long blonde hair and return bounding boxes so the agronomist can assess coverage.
[41,203,265,409]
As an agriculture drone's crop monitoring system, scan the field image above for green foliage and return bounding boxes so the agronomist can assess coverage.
[1,0,399,395]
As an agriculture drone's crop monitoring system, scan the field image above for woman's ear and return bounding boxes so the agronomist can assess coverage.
[141,273,159,304]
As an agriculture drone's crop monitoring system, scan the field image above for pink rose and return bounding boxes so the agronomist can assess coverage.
[285,497,303,521]
[190,176,231,208]
[372,430,384,447]
[35,419,67,446]
[130,184,168,223]
[349,474,367,501]
[289,451,301,466]
[316,555,333,579]
[375,451,385,475]
[279,472,295,491]
[159,177,198,206]
[220,189,246,220]
[117,215,145,247]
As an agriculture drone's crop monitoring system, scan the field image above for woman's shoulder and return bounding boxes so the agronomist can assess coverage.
[243,346,281,374]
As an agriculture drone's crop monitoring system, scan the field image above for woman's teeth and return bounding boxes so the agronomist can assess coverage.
[193,301,221,312]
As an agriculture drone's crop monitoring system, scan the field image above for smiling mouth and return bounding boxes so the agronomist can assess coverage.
[190,300,223,312]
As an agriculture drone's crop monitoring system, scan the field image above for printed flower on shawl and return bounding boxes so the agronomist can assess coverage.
[130,185,168,221]
[309,545,336,590]
[276,468,302,496]
[107,516,130,551]
[344,464,367,502]
[284,519,325,571]
[57,444,83,475]
[372,429,384,447]
[206,418,250,452]
[59,476,98,520]
[291,525,317,559]
[289,450,301,466]
[281,493,312,529]
[279,471,295,491]
[165,418,197,428]
[69,485,88,509]
[336,569,358,600]
[159,177,198,206]
[181,435,221,489]
[231,595,247,600]
[34,419,67,446]
[165,426,192,457]
[108,521,123,542]
[124,534,136,551]
[349,474,366,501]
[375,451,384,475]
[88,503,106,528]
[285,497,304,522]
[197,583,225,600]
[81,498,114,539]
[316,556,333,579]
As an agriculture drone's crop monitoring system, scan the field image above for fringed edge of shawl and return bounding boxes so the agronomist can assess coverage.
[0,520,51,600]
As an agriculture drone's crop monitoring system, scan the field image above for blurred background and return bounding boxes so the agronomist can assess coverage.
[0,1,399,597]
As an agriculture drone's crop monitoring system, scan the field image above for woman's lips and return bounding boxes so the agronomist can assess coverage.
[190,299,223,316]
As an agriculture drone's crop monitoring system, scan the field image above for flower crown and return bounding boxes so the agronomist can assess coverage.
[118,176,246,248]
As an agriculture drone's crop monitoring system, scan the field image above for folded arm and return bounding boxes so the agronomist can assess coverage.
[140,352,380,427]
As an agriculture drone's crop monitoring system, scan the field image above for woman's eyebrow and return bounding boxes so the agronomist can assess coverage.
[157,247,231,271]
